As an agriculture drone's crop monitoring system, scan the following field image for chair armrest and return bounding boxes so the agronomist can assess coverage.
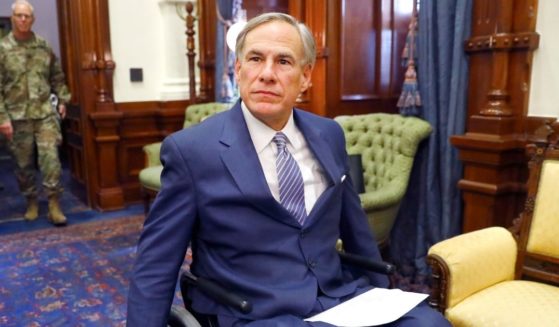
[427,227,517,312]
[167,305,201,327]
[182,271,253,314]
[143,142,162,167]
[359,179,406,210]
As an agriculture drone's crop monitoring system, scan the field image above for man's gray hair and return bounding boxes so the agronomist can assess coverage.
[235,12,316,68]
[12,0,34,14]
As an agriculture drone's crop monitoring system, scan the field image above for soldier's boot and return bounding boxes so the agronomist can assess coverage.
[24,198,39,221]
[48,196,67,226]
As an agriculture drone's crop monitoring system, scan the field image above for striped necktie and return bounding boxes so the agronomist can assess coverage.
[273,132,307,225]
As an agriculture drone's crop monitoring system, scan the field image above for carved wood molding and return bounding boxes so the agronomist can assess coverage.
[465,0,539,119]
[89,111,123,122]
[472,30,539,117]
[81,53,117,71]
[185,2,197,102]
[514,129,559,283]
[452,131,533,232]
[458,180,525,195]
[465,32,539,52]
[427,254,450,313]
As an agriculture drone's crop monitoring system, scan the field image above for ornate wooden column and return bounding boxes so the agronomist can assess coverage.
[58,0,124,210]
[451,0,539,232]
[87,0,124,210]
[185,2,197,102]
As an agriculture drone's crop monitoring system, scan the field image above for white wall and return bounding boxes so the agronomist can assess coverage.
[0,0,61,58]
[108,0,193,102]
[528,0,559,117]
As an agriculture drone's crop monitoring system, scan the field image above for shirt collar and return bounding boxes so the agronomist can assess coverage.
[241,101,301,153]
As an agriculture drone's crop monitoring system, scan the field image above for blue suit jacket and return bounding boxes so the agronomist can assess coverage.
[127,101,389,326]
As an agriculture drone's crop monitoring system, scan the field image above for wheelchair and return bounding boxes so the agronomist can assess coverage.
[166,252,396,327]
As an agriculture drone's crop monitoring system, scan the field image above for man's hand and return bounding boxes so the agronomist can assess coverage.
[58,104,66,119]
[0,120,13,141]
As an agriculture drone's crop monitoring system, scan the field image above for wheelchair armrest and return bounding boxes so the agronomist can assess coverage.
[182,271,253,314]
[167,304,201,327]
[339,251,396,275]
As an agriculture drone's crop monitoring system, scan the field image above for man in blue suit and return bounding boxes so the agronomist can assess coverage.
[127,12,450,327]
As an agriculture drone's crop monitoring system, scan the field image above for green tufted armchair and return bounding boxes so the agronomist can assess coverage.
[334,113,432,248]
[139,102,231,213]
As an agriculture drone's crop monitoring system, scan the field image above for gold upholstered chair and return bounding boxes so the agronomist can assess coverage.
[427,137,559,326]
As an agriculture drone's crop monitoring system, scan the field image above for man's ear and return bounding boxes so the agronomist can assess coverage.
[234,60,241,84]
[300,64,313,93]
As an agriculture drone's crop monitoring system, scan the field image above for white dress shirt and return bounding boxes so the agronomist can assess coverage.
[241,102,328,215]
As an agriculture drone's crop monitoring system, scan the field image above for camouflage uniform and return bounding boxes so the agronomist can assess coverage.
[0,31,71,199]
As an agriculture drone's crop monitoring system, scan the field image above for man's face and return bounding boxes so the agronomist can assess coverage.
[11,3,34,35]
[235,21,312,131]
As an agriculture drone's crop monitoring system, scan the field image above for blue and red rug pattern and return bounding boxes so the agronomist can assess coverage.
[0,215,144,326]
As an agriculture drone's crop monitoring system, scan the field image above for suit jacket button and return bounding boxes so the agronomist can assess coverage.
[308,260,316,268]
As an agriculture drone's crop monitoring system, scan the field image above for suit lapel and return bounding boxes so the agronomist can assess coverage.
[219,103,299,228]
[294,110,345,223]
[295,110,341,190]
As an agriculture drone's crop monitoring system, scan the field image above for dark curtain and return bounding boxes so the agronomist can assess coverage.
[389,0,473,276]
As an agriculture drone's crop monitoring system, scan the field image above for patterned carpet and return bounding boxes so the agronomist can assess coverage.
[0,215,144,326]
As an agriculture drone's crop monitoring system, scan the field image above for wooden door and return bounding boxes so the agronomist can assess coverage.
[325,0,413,118]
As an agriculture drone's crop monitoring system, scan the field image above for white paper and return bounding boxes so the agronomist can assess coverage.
[305,288,428,327]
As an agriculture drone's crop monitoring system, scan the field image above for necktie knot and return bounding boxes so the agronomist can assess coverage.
[273,132,288,153]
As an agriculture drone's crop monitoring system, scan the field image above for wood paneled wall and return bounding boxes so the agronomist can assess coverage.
[326,0,412,117]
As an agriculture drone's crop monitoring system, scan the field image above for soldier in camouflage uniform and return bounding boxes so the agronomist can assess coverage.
[0,0,71,226]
